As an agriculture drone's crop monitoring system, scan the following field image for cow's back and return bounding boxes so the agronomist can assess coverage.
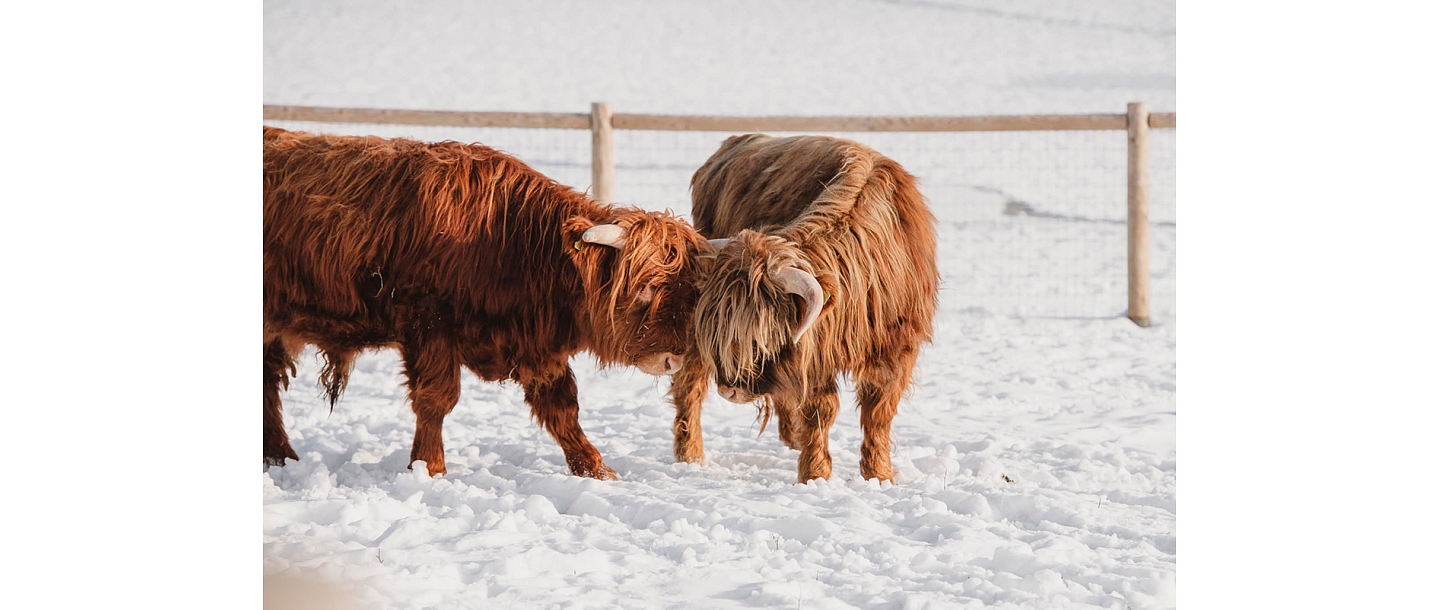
[690,135,851,237]
[263,128,584,332]
[689,134,939,364]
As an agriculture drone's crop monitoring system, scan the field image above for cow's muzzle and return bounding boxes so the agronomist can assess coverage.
[635,352,683,376]
[716,384,759,404]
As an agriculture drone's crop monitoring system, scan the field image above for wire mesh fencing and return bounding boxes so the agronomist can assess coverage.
[614,129,1175,320]
[265,119,1176,321]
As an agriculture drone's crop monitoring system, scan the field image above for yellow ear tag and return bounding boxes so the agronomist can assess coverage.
[574,241,583,250]
[824,292,831,304]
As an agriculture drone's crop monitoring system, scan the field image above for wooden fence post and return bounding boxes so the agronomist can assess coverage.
[590,102,615,204]
[1127,102,1152,327]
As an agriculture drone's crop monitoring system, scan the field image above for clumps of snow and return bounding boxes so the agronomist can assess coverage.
[266,339,1173,608]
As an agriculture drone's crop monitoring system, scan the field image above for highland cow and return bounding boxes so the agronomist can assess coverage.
[264,127,708,479]
[669,134,938,483]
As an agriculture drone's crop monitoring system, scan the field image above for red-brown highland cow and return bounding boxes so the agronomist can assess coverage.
[669,134,938,483]
[264,126,709,479]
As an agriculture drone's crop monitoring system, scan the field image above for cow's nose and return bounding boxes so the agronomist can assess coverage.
[717,385,738,402]
[663,354,682,375]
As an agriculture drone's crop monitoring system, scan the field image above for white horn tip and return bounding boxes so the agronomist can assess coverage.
[773,266,826,344]
[582,224,627,248]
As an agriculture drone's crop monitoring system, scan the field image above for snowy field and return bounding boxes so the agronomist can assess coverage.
[263,1,1176,608]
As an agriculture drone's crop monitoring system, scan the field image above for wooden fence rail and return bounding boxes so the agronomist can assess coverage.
[262,104,1176,132]
[262,103,1176,326]
[261,106,591,129]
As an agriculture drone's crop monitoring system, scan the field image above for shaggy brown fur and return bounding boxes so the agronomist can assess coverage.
[264,126,708,479]
[669,134,938,483]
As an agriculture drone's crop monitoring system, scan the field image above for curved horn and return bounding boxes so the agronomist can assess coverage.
[707,238,732,251]
[581,224,627,248]
[772,266,825,343]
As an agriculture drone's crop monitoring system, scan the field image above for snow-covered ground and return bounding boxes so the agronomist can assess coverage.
[264,2,1175,608]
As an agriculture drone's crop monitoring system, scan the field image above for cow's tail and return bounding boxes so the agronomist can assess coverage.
[317,348,355,412]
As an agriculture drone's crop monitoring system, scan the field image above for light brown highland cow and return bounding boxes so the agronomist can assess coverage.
[670,134,939,483]
[264,127,709,479]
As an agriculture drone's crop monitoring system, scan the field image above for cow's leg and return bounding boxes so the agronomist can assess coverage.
[669,350,709,464]
[519,363,617,480]
[401,338,462,477]
[263,338,300,466]
[792,378,840,483]
[855,346,919,483]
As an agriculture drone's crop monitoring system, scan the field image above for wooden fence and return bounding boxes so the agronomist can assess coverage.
[263,103,1177,327]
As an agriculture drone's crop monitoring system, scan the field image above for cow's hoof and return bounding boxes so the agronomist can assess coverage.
[674,445,707,465]
[407,460,448,478]
[861,462,895,484]
[587,463,619,480]
[566,458,618,480]
[264,444,299,468]
[797,471,833,484]
[861,471,895,485]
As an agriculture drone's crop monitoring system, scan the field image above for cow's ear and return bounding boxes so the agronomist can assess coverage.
[564,216,597,248]
[816,273,840,318]
[567,216,628,251]
[563,216,604,280]
[565,216,614,258]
